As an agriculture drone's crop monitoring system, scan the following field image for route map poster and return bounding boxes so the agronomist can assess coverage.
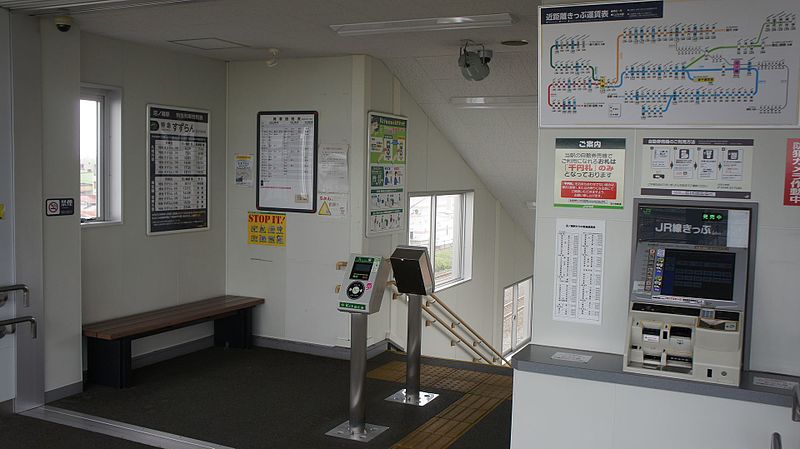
[641,138,753,199]
[539,0,800,128]
[367,112,407,237]
[147,105,209,235]
[554,138,626,209]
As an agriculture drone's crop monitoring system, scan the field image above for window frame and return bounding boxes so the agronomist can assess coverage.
[80,84,122,226]
[407,190,474,292]
[502,276,533,356]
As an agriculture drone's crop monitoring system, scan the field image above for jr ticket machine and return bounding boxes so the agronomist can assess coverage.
[623,200,756,386]
[327,255,391,443]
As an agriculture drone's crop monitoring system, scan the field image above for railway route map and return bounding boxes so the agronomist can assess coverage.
[539,0,800,127]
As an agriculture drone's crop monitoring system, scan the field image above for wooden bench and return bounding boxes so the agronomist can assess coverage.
[83,295,264,388]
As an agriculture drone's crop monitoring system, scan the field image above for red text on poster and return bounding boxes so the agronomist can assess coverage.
[786,138,800,207]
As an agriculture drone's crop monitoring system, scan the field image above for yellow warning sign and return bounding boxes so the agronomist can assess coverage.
[0,203,4,220]
[247,211,286,246]
[318,201,331,216]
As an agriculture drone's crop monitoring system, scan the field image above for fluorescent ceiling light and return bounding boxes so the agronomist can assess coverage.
[331,13,515,36]
[170,38,248,50]
[450,96,537,109]
[0,0,200,14]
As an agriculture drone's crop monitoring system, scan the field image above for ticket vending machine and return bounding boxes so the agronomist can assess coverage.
[326,255,391,443]
[623,200,757,386]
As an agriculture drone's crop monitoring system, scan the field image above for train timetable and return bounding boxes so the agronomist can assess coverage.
[539,0,800,127]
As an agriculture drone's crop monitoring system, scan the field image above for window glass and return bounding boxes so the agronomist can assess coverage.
[516,278,532,346]
[409,196,432,254]
[80,99,101,221]
[502,286,514,354]
[434,194,462,285]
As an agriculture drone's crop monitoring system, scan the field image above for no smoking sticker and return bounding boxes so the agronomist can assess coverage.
[45,198,75,217]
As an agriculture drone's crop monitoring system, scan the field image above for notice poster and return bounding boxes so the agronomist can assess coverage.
[553,219,605,324]
[234,154,254,187]
[641,138,753,199]
[318,193,348,218]
[367,112,407,236]
[785,138,800,206]
[554,138,626,209]
[247,211,286,246]
[257,111,318,213]
[147,105,209,235]
[318,144,349,194]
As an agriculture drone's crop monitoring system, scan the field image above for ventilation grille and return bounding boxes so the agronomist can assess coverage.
[0,0,202,15]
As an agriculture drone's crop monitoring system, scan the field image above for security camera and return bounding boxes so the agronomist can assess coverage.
[54,16,73,32]
[458,41,492,81]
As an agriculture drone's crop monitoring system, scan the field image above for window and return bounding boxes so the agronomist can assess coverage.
[80,85,121,224]
[502,278,532,356]
[408,192,474,290]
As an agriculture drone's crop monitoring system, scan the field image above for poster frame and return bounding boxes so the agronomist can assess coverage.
[146,103,211,236]
[256,110,319,214]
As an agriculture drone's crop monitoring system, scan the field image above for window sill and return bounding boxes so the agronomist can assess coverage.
[434,277,472,293]
[81,220,123,229]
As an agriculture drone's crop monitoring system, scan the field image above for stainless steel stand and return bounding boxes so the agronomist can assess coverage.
[386,294,439,407]
[326,314,388,442]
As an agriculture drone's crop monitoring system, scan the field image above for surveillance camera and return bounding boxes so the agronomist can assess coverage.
[459,50,491,81]
[54,16,73,32]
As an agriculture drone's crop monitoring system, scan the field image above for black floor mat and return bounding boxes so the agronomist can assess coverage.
[0,413,153,449]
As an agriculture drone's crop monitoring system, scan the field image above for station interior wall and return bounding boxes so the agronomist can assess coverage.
[7,19,533,395]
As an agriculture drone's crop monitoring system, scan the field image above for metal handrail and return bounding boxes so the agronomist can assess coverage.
[772,432,782,449]
[0,316,37,339]
[421,304,494,365]
[0,284,30,307]
[429,292,510,366]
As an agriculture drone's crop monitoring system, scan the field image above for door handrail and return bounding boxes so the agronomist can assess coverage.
[0,316,37,339]
[0,284,30,307]
[772,432,782,449]
[428,292,510,366]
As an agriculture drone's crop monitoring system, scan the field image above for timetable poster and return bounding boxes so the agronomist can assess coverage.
[257,111,318,213]
[147,105,209,235]
[553,219,605,325]
[367,112,407,237]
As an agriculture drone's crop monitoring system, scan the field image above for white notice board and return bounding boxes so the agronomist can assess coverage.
[147,104,210,235]
[538,0,800,128]
[257,111,318,213]
[553,219,605,324]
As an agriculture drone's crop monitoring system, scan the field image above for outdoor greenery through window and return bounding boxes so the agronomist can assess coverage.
[408,192,472,290]
[80,94,104,222]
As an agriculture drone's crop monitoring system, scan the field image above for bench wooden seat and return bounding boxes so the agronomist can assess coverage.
[83,295,264,388]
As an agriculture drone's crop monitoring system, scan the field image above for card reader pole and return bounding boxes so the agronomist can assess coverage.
[405,294,422,402]
[349,313,368,434]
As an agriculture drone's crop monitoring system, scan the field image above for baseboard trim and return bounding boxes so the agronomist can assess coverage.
[0,399,12,415]
[132,335,214,370]
[253,335,389,360]
[45,381,83,403]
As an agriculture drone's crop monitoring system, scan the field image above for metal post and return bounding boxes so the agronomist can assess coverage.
[406,294,422,402]
[327,313,388,442]
[349,313,368,434]
[385,294,438,406]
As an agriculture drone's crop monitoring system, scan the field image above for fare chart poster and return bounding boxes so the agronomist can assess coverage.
[366,112,407,237]
[257,111,318,213]
[539,0,800,128]
[147,105,210,235]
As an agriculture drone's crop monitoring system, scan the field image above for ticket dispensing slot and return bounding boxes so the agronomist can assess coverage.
[623,201,755,386]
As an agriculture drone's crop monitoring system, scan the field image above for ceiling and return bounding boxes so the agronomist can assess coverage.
[14,0,539,239]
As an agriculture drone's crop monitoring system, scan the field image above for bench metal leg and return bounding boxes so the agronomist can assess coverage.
[87,337,132,388]
[214,308,252,349]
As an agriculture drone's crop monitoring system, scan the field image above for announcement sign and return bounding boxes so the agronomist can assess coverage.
[554,138,626,209]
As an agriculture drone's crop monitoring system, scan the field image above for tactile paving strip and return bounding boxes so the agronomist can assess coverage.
[367,360,513,449]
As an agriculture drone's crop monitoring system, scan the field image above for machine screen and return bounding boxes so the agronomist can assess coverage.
[350,259,374,280]
[659,249,735,301]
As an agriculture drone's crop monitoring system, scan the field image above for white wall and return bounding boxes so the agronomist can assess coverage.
[511,371,800,449]
[226,55,533,358]
[79,33,228,358]
[39,19,83,392]
[391,79,534,361]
